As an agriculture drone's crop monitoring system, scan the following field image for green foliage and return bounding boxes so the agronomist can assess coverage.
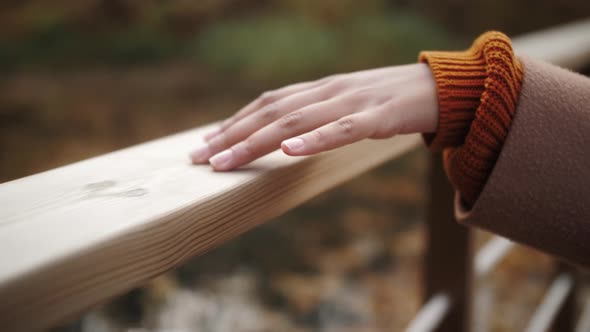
[0,22,184,69]
[0,5,459,83]
[195,12,459,83]
[195,15,340,82]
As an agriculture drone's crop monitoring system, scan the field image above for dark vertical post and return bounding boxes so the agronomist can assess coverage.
[425,153,473,332]
[549,262,578,332]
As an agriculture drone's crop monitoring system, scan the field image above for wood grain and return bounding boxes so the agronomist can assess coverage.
[0,127,422,331]
[0,18,589,331]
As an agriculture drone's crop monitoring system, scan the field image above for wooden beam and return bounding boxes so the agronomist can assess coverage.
[0,130,422,331]
[512,19,590,69]
[424,153,473,332]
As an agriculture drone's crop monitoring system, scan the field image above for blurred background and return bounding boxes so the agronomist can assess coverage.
[1,1,588,331]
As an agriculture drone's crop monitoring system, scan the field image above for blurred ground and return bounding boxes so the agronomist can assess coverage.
[1,1,588,331]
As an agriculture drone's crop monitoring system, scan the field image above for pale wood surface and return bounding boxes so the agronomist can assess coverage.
[512,19,590,69]
[0,127,422,331]
[0,18,589,331]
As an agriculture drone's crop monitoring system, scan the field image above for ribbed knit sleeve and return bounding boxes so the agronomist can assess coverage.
[419,31,524,206]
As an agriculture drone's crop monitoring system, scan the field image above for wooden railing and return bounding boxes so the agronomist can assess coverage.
[0,19,589,332]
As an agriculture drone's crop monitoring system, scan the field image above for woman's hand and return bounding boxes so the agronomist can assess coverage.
[190,63,438,171]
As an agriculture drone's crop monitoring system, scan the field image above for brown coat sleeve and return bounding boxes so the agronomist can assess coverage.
[455,56,590,267]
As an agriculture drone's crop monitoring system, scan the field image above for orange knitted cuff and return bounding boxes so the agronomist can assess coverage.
[419,31,524,206]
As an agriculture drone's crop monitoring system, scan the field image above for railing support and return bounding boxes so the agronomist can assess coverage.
[424,153,474,332]
[549,263,578,332]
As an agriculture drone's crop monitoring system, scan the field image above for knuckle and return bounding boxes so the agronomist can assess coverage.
[220,118,233,131]
[209,132,228,150]
[329,74,345,81]
[321,74,340,83]
[378,106,404,135]
[311,130,323,143]
[259,103,280,121]
[347,87,383,106]
[325,77,347,91]
[278,111,303,129]
[237,138,256,158]
[259,91,276,105]
[373,122,395,138]
[337,118,355,135]
[351,87,374,99]
[381,95,400,110]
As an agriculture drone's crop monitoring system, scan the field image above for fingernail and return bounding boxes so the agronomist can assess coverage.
[189,143,211,163]
[282,138,304,152]
[209,149,233,169]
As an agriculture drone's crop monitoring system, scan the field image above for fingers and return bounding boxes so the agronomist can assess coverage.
[190,62,439,171]
[202,79,328,141]
[191,85,336,164]
[207,95,363,171]
[281,112,379,156]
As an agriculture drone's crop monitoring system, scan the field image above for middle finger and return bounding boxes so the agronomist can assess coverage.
[191,84,336,163]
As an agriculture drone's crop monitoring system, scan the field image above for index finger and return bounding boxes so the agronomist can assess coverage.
[202,79,330,141]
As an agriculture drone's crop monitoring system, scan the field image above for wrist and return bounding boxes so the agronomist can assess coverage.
[416,63,439,134]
